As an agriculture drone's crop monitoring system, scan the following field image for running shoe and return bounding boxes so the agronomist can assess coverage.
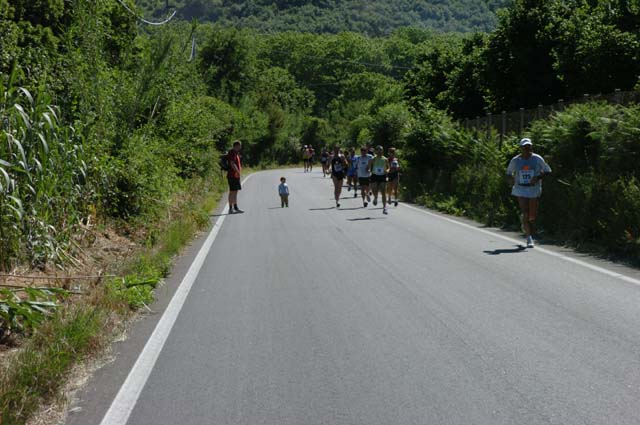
[383,208,388,215]
[336,202,340,208]
[364,202,368,208]
[526,236,534,248]
[347,186,351,192]
[373,198,378,206]
[394,201,399,207]
[354,192,358,198]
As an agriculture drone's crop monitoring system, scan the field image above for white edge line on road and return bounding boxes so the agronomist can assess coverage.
[400,203,640,287]
[99,174,254,425]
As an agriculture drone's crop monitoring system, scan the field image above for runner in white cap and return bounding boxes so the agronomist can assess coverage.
[356,146,372,207]
[506,138,552,248]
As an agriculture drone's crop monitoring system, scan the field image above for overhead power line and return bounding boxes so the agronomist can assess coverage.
[114,0,177,26]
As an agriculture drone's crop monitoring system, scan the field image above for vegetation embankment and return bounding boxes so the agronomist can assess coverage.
[402,101,640,261]
[1,0,640,422]
[0,173,224,424]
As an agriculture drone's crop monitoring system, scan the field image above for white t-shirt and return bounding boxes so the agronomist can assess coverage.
[506,153,551,198]
[357,154,373,178]
[278,183,289,195]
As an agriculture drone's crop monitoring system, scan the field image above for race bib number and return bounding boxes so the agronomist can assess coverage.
[375,166,384,175]
[334,163,343,172]
[518,169,535,185]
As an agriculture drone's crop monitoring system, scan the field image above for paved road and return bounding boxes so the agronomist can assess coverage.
[69,169,640,425]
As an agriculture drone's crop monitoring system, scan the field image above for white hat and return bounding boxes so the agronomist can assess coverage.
[519,138,533,147]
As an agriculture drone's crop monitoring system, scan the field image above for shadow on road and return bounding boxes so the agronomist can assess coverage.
[309,207,336,211]
[483,245,527,255]
[347,217,387,221]
[337,207,362,211]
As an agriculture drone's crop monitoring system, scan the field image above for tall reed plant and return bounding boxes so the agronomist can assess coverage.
[0,67,88,270]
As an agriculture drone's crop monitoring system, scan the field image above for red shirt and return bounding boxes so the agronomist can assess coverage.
[228,150,241,178]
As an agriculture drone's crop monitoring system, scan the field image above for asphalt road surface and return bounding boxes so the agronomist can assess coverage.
[68,169,640,425]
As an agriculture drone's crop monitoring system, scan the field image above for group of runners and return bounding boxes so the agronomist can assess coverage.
[313,144,401,215]
[299,137,551,248]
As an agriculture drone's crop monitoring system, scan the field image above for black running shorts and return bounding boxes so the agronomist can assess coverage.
[358,177,370,186]
[370,174,387,184]
[332,172,345,180]
[227,176,242,191]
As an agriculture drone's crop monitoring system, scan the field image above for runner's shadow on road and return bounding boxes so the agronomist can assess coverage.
[483,245,527,255]
[309,207,336,211]
[267,207,284,210]
[337,207,362,211]
[347,217,387,221]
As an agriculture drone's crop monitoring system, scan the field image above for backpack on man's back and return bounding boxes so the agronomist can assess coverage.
[219,152,230,171]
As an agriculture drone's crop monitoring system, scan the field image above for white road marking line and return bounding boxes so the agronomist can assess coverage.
[400,203,640,287]
[100,174,254,425]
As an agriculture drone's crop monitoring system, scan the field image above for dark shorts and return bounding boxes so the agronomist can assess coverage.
[387,171,399,182]
[332,172,345,180]
[347,170,357,177]
[358,177,370,186]
[227,176,242,191]
[370,174,387,184]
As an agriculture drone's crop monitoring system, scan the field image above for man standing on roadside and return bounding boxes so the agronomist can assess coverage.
[227,140,244,214]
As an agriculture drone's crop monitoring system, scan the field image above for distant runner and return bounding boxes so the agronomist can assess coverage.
[320,148,330,177]
[330,146,348,208]
[506,138,552,248]
[386,147,400,207]
[302,146,311,173]
[308,145,315,172]
[347,148,358,197]
[368,145,390,215]
[356,147,373,207]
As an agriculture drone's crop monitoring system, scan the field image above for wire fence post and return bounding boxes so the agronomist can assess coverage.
[519,108,524,136]
[615,88,621,104]
[500,111,506,149]
[475,116,480,139]
[486,112,492,141]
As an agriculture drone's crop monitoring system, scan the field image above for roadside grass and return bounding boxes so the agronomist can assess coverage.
[0,175,225,425]
[0,302,109,425]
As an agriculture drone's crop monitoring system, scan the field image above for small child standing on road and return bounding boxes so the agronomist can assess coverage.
[278,177,290,208]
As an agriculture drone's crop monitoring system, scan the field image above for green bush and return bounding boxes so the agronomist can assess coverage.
[405,100,640,260]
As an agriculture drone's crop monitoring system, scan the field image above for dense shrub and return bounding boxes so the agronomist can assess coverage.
[405,101,640,259]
